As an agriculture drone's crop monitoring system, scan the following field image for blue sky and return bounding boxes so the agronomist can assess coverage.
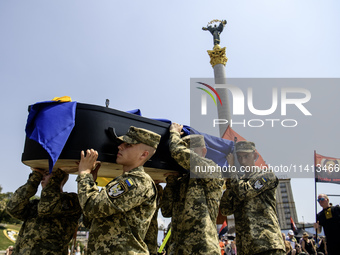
[1,0,340,233]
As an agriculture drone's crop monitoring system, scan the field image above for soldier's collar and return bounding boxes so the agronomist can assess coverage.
[125,165,144,175]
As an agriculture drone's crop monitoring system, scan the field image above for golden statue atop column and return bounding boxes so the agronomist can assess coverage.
[202,20,228,67]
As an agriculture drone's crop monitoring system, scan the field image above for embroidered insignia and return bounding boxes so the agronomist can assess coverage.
[253,179,264,190]
[107,181,127,198]
[125,178,134,187]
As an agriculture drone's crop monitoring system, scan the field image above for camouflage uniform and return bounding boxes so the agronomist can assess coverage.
[144,184,163,255]
[77,166,157,255]
[160,131,224,255]
[6,169,82,255]
[220,169,285,255]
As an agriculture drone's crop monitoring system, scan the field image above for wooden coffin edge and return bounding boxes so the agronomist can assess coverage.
[22,159,179,184]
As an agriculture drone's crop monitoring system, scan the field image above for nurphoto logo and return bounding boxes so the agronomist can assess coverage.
[197,82,312,128]
[196,82,223,115]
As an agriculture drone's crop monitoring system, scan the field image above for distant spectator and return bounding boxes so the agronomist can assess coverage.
[5,246,13,255]
[230,240,237,255]
[282,232,296,255]
[75,243,81,255]
[314,193,340,255]
[295,244,306,255]
[223,239,231,255]
[82,245,87,255]
[286,230,298,249]
[219,237,225,255]
[301,232,317,255]
[317,236,327,254]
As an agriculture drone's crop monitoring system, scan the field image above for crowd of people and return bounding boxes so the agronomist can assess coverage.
[280,230,335,255]
[219,237,237,255]
[4,123,340,254]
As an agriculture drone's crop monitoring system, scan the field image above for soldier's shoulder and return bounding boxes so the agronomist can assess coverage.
[109,170,155,199]
[127,168,154,184]
[254,168,277,179]
[190,152,217,166]
[201,155,217,166]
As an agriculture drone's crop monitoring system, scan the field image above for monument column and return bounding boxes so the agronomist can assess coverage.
[203,20,231,137]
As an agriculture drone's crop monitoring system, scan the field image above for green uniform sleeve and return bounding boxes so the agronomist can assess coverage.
[6,171,42,220]
[38,169,81,217]
[202,177,224,220]
[82,213,92,229]
[160,175,178,218]
[169,130,191,170]
[156,184,164,207]
[77,172,155,218]
[220,187,237,216]
[160,131,190,218]
[167,131,224,220]
[169,131,223,180]
[230,171,278,201]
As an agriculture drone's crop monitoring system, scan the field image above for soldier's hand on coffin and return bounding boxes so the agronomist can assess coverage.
[76,160,101,180]
[226,153,234,166]
[31,167,48,176]
[91,162,101,182]
[78,149,99,175]
[169,123,184,135]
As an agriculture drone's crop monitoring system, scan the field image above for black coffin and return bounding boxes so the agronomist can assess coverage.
[21,103,185,181]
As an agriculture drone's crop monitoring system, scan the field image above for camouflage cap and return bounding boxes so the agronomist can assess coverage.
[182,134,205,149]
[117,126,161,149]
[235,141,256,153]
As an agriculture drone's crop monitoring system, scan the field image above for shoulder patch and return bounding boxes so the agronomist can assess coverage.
[107,179,135,198]
[107,181,127,198]
[125,178,134,187]
[253,177,267,190]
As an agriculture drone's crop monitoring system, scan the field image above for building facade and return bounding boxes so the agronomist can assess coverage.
[276,178,299,230]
